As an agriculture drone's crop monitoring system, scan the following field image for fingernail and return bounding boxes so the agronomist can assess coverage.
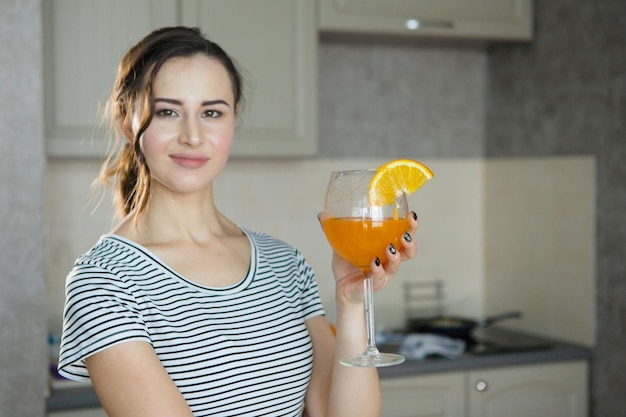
[375,257,381,267]
[389,244,397,255]
[404,232,412,242]
[412,211,418,221]
[317,212,323,221]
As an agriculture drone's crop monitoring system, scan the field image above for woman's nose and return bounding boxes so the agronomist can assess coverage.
[180,117,202,146]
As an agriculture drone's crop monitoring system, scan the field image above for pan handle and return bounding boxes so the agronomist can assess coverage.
[478,311,522,327]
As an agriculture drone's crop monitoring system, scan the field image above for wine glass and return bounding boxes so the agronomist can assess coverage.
[322,168,409,367]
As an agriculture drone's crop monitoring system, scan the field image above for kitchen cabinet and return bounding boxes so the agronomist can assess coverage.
[381,361,588,417]
[43,0,317,158]
[468,361,588,417]
[180,0,317,157]
[318,0,533,41]
[381,372,465,417]
[42,0,178,158]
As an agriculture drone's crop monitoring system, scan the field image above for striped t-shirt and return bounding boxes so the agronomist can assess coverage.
[58,229,325,416]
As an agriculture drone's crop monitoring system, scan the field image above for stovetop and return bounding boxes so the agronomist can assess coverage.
[465,338,553,355]
[466,326,554,355]
[381,326,556,358]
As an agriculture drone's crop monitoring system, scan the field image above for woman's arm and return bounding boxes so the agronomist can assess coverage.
[305,303,380,417]
[303,316,337,417]
[85,341,194,417]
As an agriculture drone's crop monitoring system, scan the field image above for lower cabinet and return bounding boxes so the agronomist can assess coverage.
[381,372,465,417]
[381,361,588,417]
[468,361,588,417]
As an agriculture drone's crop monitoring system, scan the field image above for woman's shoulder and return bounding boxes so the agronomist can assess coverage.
[72,234,148,274]
[244,228,298,253]
[63,236,149,297]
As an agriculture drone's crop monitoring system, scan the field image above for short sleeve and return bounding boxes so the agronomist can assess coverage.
[295,250,326,321]
[57,261,150,381]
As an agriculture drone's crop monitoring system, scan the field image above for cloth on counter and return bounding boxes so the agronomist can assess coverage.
[376,330,466,360]
[398,334,466,360]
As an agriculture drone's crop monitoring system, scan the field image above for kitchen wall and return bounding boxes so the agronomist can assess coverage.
[484,157,595,345]
[318,39,486,158]
[0,0,47,415]
[485,2,626,416]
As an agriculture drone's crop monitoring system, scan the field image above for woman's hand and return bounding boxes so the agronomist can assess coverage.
[322,211,419,305]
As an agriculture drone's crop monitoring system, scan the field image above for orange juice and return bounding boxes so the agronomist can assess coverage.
[322,217,409,271]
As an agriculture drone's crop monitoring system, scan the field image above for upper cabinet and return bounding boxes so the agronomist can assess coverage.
[44,0,317,158]
[318,0,533,41]
[43,0,178,158]
[180,0,317,157]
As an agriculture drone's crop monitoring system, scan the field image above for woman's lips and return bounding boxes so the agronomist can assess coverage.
[170,153,209,169]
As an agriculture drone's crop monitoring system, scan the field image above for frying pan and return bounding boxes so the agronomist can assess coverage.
[407,311,522,340]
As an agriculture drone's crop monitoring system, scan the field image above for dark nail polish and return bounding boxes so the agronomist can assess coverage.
[404,232,412,242]
[412,211,418,221]
[375,257,381,267]
[317,212,323,221]
[389,244,397,255]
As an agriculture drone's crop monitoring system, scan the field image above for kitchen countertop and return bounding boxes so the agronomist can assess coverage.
[46,327,592,412]
[377,327,592,379]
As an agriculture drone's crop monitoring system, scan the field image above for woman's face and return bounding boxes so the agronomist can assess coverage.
[138,54,236,195]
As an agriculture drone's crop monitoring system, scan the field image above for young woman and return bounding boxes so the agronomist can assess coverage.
[58,26,419,417]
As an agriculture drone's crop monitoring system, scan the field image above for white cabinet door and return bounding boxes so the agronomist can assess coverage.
[468,361,588,417]
[319,0,533,41]
[44,0,317,158]
[181,0,317,157]
[43,0,178,157]
[380,372,465,417]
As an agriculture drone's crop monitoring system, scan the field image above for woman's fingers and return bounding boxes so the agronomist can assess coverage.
[400,211,419,260]
[370,243,399,291]
[328,210,421,300]
[371,211,419,291]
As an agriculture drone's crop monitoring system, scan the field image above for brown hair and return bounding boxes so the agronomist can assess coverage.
[97,26,244,222]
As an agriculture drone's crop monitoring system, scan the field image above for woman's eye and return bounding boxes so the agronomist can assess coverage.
[155,109,177,118]
[203,110,221,118]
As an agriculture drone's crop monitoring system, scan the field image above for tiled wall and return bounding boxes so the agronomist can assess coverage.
[485,1,626,415]
[484,157,595,345]
[318,39,487,158]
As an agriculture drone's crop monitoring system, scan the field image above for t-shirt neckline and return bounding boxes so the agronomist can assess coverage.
[99,227,256,294]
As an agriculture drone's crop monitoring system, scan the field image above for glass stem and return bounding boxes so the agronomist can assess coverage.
[363,275,380,356]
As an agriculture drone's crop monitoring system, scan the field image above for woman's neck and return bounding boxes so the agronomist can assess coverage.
[113,185,240,245]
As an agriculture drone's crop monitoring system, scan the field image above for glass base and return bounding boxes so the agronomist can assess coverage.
[339,352,405,368]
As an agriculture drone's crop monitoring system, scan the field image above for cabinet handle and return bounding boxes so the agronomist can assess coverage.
[405,19,455,30]
[475,381,488,392]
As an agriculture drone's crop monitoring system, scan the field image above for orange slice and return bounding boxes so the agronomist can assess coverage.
[369,159,434,206]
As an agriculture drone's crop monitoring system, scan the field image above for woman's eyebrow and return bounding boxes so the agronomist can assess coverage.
[154,98,230,107]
